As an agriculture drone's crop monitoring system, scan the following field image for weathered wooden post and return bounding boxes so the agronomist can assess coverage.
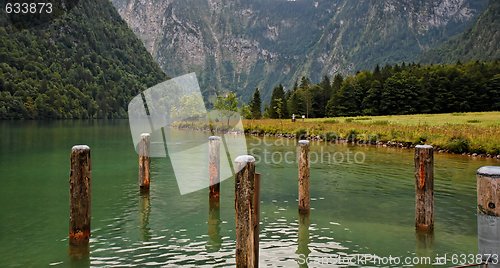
[139,133,151,191]
[254,173,261,265]
[207,136,223,253]
[235,155,258,268]
[298,140,310,214]
[209,136,221,202]
[69,145,91,246]
[414,145,434,232]
[477,166,500,267]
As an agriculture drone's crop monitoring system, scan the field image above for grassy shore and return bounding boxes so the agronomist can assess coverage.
[242,112,500,156]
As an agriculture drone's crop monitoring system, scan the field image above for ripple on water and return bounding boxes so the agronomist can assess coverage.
[66,138,488,267]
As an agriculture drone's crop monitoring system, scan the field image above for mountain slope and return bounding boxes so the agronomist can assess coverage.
[420,0,500,63]
[112,0,488,101]
[0,0,167,119]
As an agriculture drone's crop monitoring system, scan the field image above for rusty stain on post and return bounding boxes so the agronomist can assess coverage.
[298,140,310,214]
[414,145,434,232]
[234,155,258,268]
[69,145,91,246]
[477,166,500,217]
[139,133,151,191]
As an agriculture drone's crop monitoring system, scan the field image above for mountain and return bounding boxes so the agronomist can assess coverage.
[420,0,500,63]
[0,0,167,119]
[112,0,489,102]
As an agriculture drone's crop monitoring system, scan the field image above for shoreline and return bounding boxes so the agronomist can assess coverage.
[171,124,500,160]
[244,130,500,160]
[241,113,500,159]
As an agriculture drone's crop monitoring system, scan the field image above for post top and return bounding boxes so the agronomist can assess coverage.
[72,145,90,151]
[477,166,500,177]
[234,155,255,163]
[415,145,433,149]
[298,140,310,145]
[209,136,221,141]
[140,133,150,138]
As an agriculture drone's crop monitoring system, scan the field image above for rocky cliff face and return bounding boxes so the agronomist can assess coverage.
[111,0,488,101]
[420,0,500,63]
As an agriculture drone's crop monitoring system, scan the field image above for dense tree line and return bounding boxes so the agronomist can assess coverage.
[249,61,500,119]
[0,0,167,119]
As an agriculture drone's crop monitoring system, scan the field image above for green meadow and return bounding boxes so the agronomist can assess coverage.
[243,112,500,155]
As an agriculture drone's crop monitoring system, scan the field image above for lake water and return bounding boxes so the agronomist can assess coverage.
[0,120,498,267]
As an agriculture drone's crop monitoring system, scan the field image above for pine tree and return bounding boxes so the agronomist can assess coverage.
[318,75,332,117]
[299,76,310,89]
[331,73,344,96]
[249,88,262,119]
[269,84,286,119]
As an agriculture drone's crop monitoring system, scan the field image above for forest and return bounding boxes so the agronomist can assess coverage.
[0,0,167,119]
[1,2,498,122]
[250,60,500,119]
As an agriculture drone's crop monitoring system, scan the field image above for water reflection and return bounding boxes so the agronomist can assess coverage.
[2,123,497,267]
[415,231,434,263]
[478,214,500,267]
[68,243,89,267]
[206,199,222,252]
[296,213,311,268]
[139,191,152,241]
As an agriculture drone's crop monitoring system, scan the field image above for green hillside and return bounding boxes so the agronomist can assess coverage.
[0,0,167,119]
[421,0,500,63]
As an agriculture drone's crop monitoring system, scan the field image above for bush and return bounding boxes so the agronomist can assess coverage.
[346,129,358,143]
[446,136,470,153]
[366,133,381,144]
[323,132,339,142]
[295,128,307,140]
[470,146,486,154]
[415,135,428,145]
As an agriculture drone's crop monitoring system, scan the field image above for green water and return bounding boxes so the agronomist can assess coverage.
[0,120,498,267]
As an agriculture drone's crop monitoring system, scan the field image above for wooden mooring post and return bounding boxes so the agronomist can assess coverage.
[139,133,151,191]
[209,136,221,202]
[254,172,261,266]
[298,140,310,214]
[69,145,91,246]
[477,166,500,267]
[207,136,224,253]
[414,145,434,232]
[235,155,258,268]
